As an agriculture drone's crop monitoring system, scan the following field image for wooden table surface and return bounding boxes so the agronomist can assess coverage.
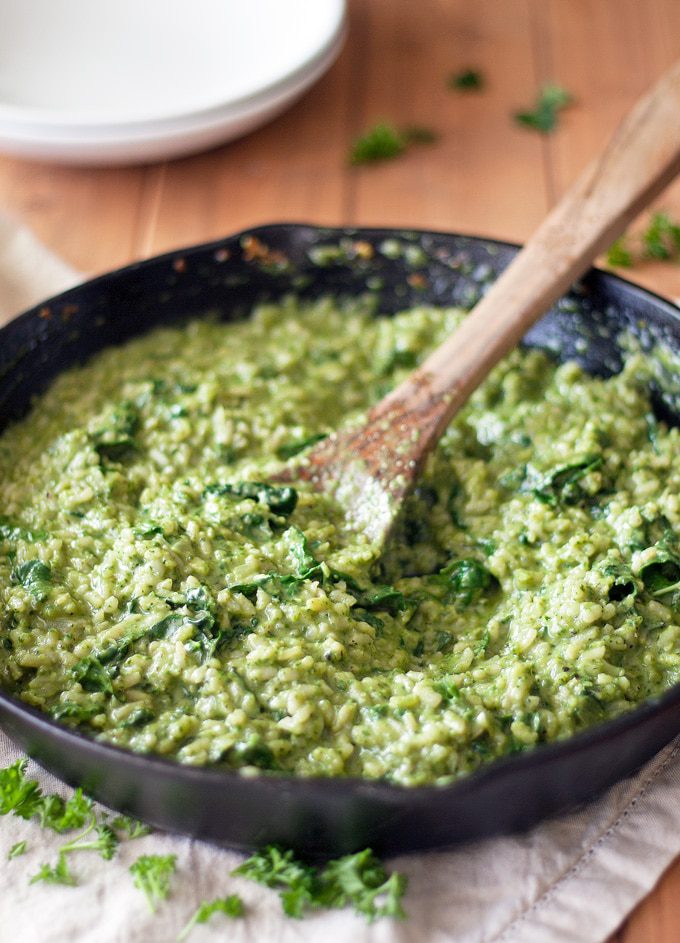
[1,1,680,938]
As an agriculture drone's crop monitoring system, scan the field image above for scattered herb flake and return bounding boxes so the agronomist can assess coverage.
[8,839,27,860]
[350,123,406,165]
[177,895,245,941]
[514,83,573,133]
[30,854,77,887]
[0,759,43,820]
[448,68,484,91]
[129,853,177,912]
[111,814,152,839]
[642,212,680,261]
[11,559,52,601]
[232,844,407,922]
[605,238,633,269]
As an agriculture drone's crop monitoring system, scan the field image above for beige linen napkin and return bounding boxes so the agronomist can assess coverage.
[1,212,680,943]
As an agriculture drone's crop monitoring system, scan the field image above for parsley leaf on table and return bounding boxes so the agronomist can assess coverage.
[605,210,680,268]
[177,895,244,941]
[129,853,177,912]
[605,238,633,268]
[448,68,485,91]
[350,122,438,165]
[642,211,680,260]
[514,83,573,133]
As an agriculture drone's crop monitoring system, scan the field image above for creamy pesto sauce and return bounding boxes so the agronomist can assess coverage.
[1,296,680,787]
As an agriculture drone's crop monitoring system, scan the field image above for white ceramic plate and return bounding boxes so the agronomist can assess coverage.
[0,0,346,164]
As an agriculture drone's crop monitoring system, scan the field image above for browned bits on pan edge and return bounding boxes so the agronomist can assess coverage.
[240,235,289,268]
[61,304,79,322]
[38,306,51,320]
[172,257,187,273]
[353,240,374,260]
[407,273,428,290]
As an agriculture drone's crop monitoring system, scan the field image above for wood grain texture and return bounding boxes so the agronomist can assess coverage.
[0,1,680,938]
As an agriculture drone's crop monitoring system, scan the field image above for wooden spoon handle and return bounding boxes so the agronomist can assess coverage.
[373,60,680,434]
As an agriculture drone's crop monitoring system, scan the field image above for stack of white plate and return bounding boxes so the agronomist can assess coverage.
[0,0,346,165]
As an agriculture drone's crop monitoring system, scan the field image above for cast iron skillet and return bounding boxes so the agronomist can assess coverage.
[1,223,680,857]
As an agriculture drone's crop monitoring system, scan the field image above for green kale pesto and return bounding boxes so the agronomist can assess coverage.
[0,296,679,786]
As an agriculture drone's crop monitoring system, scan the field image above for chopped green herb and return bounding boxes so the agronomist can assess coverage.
[434,558,498,609]
[642,212,680,261]
[59,814,118,861]
[233,845,407,922]
[448,68,484,91]
[129,853,177,912]
[605,238,633,269]
[349,122,437,165]
[524,454,603,507]
[0,759,94,833]
[177,895,245,940]
[350,123,406,165]
[111,814,152,839]
[11,559,52,601]
[91,401,139,464]
[205,481,298,516]
[50,701,101,724]
[8,839,27,860]
[30,854,77,887]
[318,848,407,921]
[39,788,94,834]
[0,517,47,543]
[514,83,573,133]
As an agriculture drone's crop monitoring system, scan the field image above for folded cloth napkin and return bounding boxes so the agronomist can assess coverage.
[1,213,680,943]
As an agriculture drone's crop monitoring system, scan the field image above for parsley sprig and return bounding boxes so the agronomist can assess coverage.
[514,83,573,133]
[177,895,244,941]
[1,758,149,885]
[129,853,177,912]
[1,759,92,832]
[350,122,438,165]
[605,211,680,268]
[232,844,407,921]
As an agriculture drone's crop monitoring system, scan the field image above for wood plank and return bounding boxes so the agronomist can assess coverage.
[348,0,549,240]
[0,156,149,274]
[539,0,680,300]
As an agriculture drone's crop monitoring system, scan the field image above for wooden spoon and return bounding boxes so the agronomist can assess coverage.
[278,61,680,545]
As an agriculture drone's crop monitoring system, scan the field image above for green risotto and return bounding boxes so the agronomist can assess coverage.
[1,296,680,786]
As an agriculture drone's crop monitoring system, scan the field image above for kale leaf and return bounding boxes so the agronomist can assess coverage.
[433,558,498,608]
[0,517,47,543]
[523,454,603,507]
[11,559,52,600]
[205,481,298,516]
